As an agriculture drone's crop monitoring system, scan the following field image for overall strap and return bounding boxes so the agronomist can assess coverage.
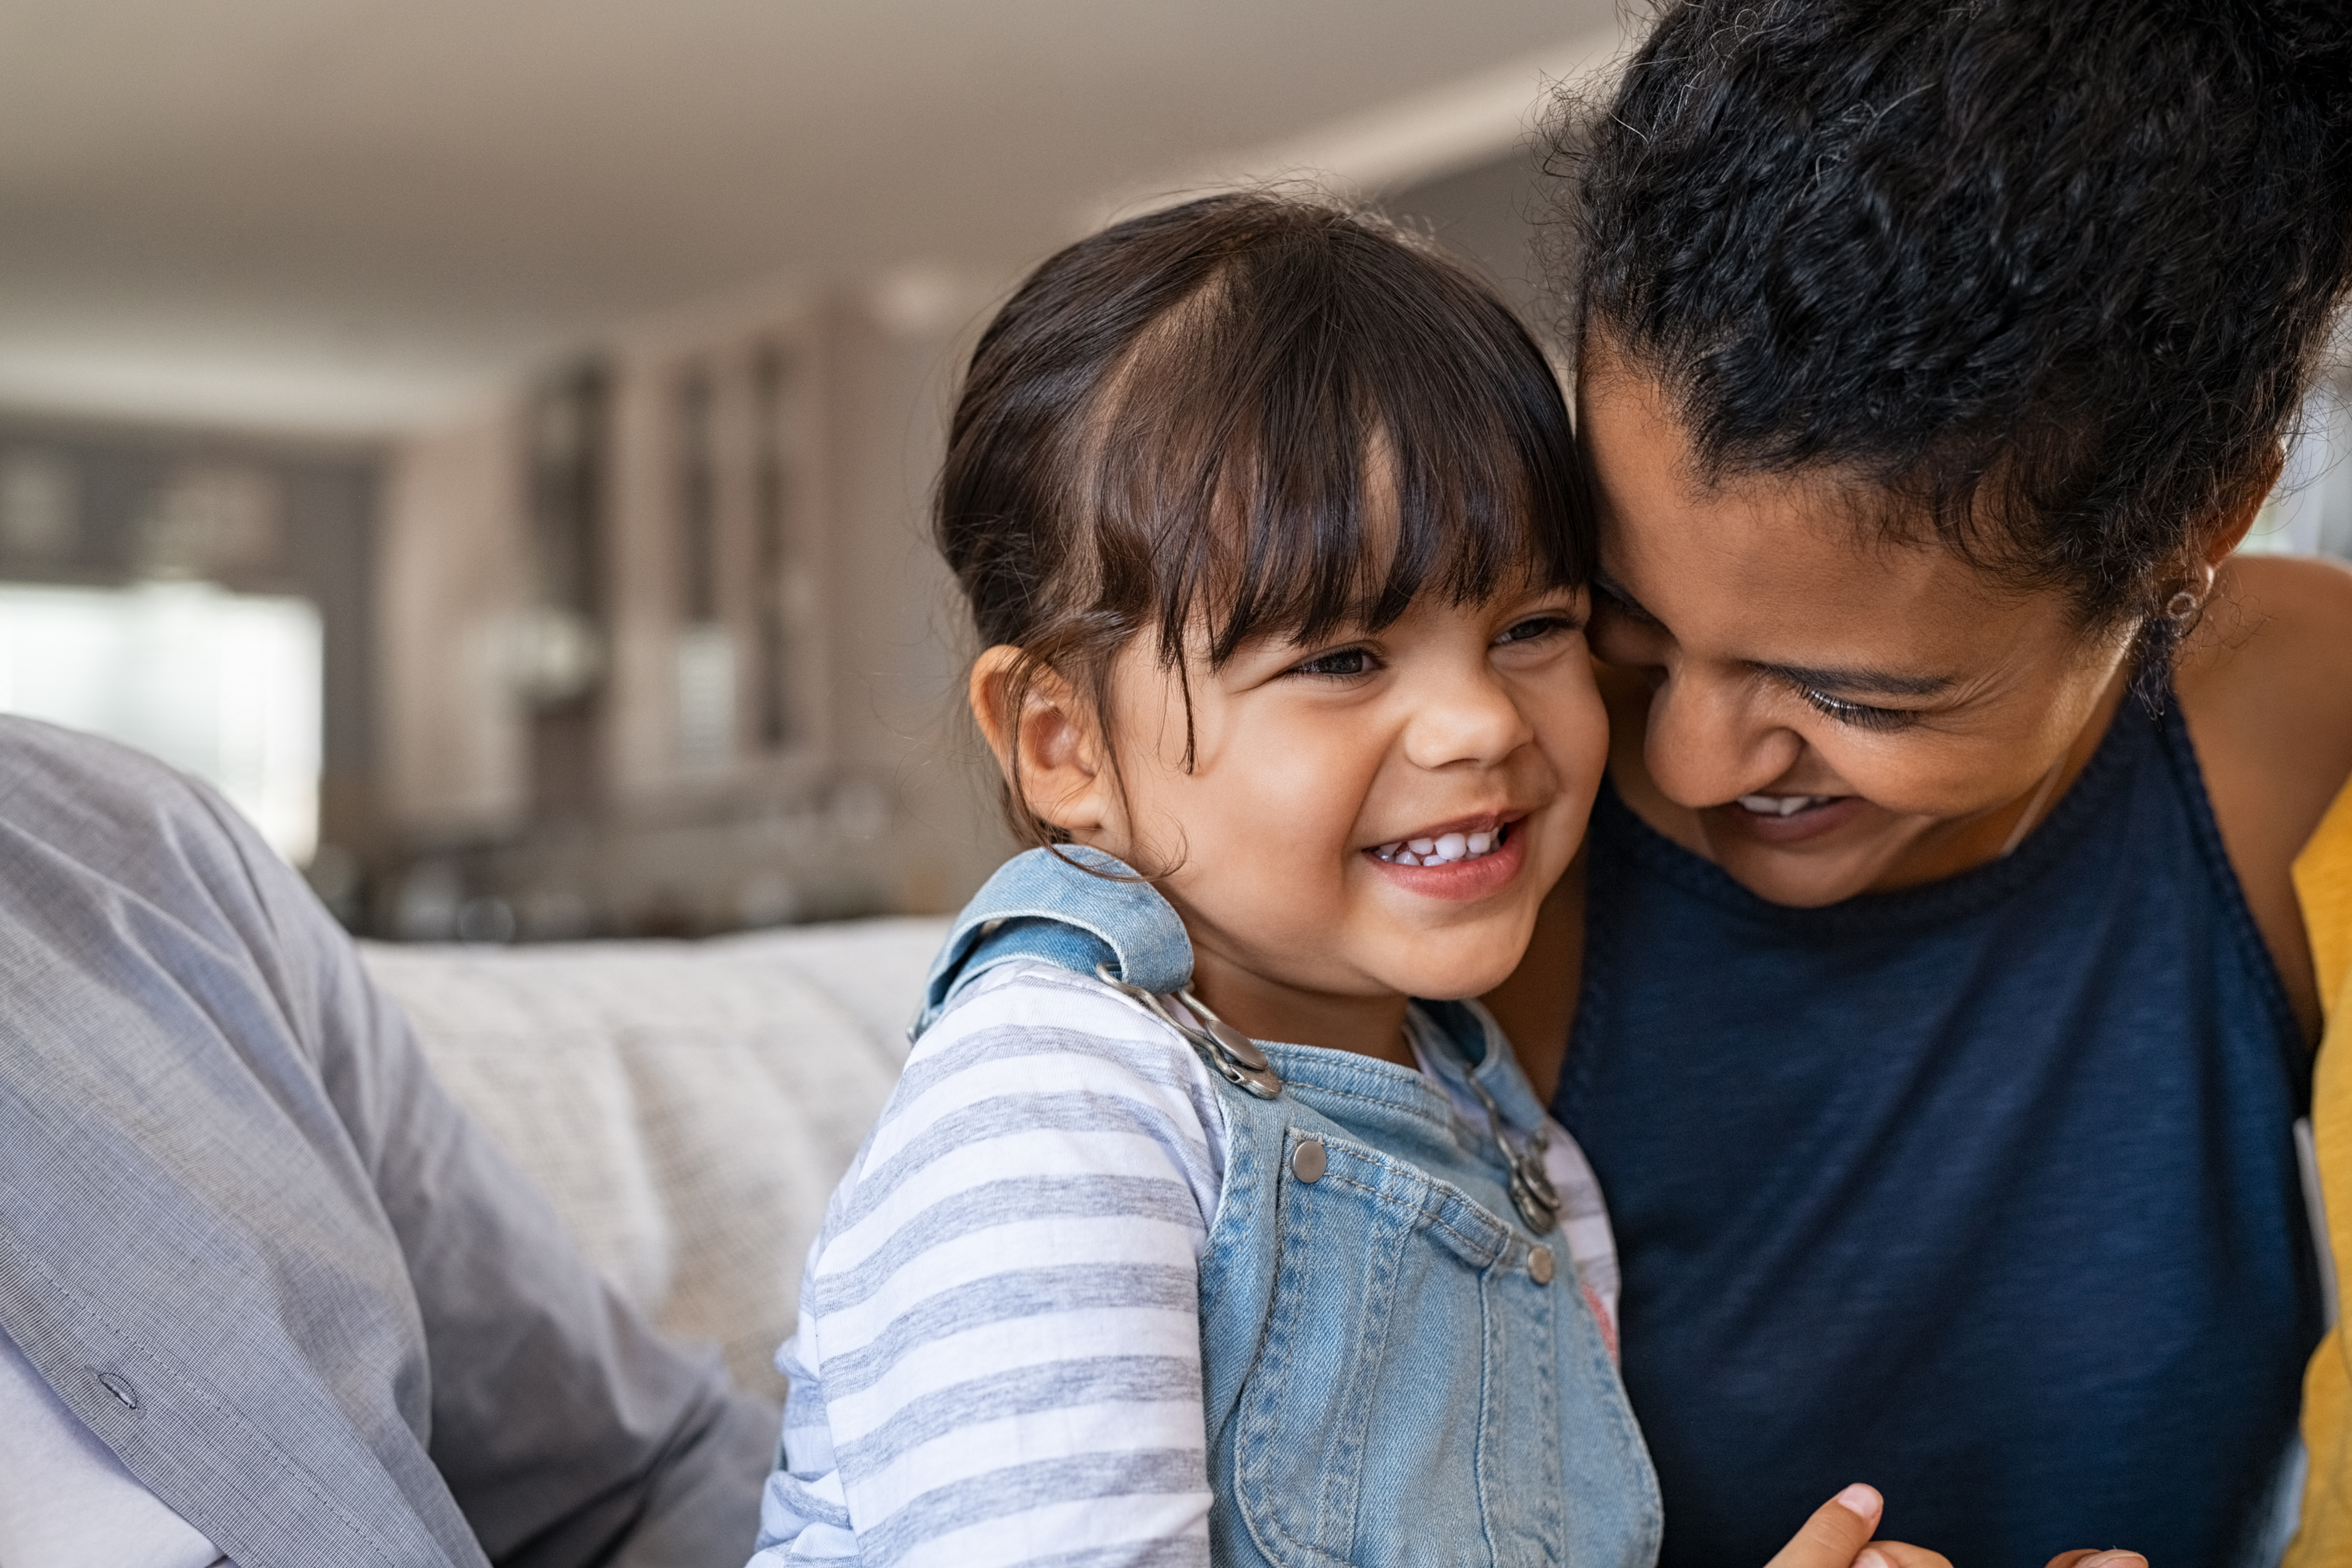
[912,845,1289,1096]
[913,845,1193,1039]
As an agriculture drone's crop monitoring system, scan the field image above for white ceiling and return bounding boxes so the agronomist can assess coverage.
[0,1,1625,436]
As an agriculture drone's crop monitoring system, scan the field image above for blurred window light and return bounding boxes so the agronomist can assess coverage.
[0,580,322,862]
[2247,375,2352,560]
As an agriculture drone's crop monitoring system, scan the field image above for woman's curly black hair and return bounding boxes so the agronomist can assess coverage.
[1556,0,2352,631]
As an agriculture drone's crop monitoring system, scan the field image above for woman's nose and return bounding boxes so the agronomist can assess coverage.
[1641,667,1802,807]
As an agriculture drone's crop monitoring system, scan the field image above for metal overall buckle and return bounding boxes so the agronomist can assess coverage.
[1094,963,1283,1099]
[1451,1051,1562,1235]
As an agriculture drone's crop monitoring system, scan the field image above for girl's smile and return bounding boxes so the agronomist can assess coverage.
[1365,814,1529,899]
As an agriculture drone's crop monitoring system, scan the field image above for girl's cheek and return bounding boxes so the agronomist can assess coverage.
[1534,663,1610,781]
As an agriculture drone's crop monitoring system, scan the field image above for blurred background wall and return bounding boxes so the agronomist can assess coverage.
[0,1,2344,940]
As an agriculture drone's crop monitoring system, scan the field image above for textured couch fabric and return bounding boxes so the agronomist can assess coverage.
[360,918,947,1400]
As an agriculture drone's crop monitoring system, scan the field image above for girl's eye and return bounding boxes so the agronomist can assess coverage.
[1289,646,1376,679]
[1494,613,1579,647]
[1798,686,1918,732]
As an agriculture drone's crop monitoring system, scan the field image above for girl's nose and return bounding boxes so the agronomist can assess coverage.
[1401,669,1534,771]
[1641,666,1802,807]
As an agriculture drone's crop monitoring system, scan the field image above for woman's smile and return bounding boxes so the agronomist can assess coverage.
[1713,792,1868,846]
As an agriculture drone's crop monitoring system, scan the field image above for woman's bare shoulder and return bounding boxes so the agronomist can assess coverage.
[2210,552,2352,655]
[2181,555,2352,824]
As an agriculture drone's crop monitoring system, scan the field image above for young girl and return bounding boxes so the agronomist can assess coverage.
[746,194,1970,1568]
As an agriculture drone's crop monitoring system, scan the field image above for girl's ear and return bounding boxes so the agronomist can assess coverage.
[969,646,1117,837]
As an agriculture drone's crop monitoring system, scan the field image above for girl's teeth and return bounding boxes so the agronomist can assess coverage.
[1375,825,1508,865]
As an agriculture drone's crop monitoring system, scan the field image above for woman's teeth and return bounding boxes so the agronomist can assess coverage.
[1736,793,1835,817]
[1372,825,1504,867]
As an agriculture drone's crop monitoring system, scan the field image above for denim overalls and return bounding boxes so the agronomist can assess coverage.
[918,846,1662,1568]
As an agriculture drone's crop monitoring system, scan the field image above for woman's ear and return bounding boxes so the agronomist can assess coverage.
[968,646,1116,837]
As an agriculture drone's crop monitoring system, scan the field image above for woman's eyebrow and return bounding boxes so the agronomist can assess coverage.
[1755,661,1956,698]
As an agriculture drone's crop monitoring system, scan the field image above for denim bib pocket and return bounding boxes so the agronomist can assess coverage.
[1232,1125,1568,1568]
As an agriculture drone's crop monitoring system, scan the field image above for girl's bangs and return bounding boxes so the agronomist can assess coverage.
[1083,243,1588,668]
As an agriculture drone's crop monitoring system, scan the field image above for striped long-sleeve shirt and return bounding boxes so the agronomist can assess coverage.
[747,960,1616,1568]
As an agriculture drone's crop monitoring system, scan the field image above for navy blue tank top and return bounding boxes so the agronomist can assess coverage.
[1556,686,2320,1568]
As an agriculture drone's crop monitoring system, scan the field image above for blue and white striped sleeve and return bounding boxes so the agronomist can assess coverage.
[749,963,1228,1568]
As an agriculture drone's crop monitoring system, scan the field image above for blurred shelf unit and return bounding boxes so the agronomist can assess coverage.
[380,283,1005,941]
[621,310,836,803]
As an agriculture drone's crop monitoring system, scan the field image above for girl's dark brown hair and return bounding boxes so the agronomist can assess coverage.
[937,190,1589,849]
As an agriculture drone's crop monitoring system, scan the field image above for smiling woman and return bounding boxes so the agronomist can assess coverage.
[1574,364,2155,910]
[1486,2,2352,1565]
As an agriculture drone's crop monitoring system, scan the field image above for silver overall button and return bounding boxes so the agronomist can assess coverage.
[1527,1244,1556,1286]
[1290,1139,1326,1183]
[1204,1018,1270,1072]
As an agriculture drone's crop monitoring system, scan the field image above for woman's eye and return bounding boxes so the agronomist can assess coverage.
[1290,646,1376,679]
[1798,686,1918,732]
[1495,614,1578,647]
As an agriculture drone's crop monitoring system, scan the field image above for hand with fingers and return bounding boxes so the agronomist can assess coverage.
[1762,1484,2148,1568]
